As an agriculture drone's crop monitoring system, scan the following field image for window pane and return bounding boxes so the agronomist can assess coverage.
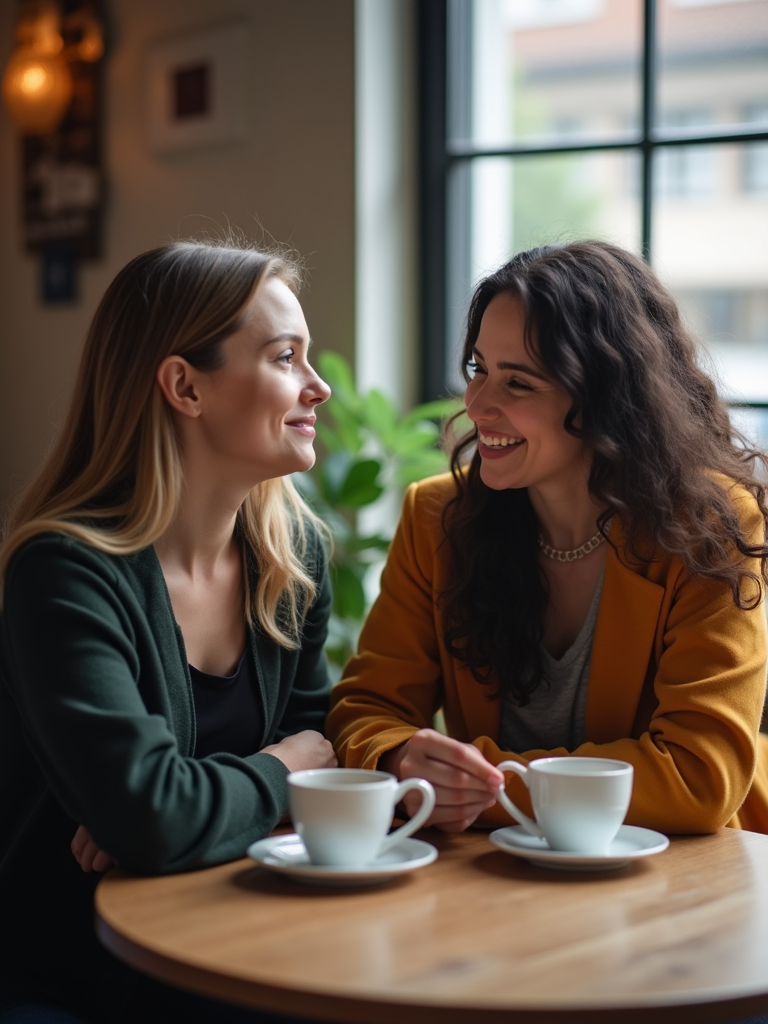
[657,0,768,134]
[444,151,641,389]
[743,105,768,194]
[448,0,643,146]
[730,407,768,457]
[653,142,768,410]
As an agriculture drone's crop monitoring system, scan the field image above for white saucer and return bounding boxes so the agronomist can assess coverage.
[489,824,670,871]
[246,833,438,886]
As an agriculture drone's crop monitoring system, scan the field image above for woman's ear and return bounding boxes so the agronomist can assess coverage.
[156,356,203,418]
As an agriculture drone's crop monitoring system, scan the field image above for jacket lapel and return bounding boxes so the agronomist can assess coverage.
[585,534,665,743]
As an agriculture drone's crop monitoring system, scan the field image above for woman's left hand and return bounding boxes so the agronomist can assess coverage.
[71,824,116,873]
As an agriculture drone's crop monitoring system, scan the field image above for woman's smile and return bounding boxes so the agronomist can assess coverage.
[285,414,317,438]
[478,432,526,458]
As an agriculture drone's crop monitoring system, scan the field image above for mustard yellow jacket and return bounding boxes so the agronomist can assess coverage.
[327,473,768,834]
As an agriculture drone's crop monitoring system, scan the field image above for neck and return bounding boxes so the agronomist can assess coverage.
[528,481,607,552]
[156,421,271,574]
[155,461,247,578]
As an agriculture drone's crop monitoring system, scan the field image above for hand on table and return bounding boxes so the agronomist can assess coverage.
[262,729,337,773]
[71,825,116,873]
[380,728,505,832]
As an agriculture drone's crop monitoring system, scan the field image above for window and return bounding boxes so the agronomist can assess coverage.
[418,0,768,448]
[743,104,768,194]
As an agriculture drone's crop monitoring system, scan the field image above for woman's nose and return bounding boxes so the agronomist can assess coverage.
[465,382,493,422]
[305,369,331,406]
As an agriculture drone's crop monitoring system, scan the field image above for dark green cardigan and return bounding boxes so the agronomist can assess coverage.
[0,528,332,1016]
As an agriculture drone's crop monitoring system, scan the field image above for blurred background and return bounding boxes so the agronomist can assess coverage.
[1,0,766,520]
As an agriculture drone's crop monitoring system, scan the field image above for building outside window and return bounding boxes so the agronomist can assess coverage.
[419,0,768,450]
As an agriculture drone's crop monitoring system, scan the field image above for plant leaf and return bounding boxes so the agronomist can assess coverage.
[363,389,398,447]
[395,450,450,486]
[318,402,364,455]
[318,352,362,411]
[319,450,353,503]
[338,458,385,508]
[390,423,441,456]
[401,398,462,428]
[331,562,368,619]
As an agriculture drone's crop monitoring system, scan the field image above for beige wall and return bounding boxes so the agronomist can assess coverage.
[0,0,356,515]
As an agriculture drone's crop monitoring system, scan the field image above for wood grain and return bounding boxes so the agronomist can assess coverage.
[95,827,768,1023]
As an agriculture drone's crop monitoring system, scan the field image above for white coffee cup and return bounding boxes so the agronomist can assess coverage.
[287,768,436,868]
[495,757,633,855]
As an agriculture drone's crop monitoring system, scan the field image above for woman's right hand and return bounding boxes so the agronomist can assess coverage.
[380,728,505,832]
[262,730,337,773]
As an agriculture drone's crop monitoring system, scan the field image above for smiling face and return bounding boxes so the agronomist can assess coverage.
[464,291,589,500]
[193,274,331,486]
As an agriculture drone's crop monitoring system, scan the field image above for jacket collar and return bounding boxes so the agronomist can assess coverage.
[585,527,664,742]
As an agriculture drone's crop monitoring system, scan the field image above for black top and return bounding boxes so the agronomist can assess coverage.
[190,648,264,759]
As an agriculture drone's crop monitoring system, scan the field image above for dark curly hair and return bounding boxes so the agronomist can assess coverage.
[441,240,768,706]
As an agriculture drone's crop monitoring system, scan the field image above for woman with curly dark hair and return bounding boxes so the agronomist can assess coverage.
[328,240,768,837]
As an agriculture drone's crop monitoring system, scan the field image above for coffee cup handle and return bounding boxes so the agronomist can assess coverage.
[496,760,545,840]
[379,778,436,855]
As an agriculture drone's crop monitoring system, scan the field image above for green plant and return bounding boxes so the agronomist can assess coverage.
[295,351,461,673]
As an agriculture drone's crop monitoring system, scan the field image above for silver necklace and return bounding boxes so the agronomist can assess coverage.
[538,529,606,563]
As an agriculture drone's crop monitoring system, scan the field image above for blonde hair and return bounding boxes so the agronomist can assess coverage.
[0,239,325,648]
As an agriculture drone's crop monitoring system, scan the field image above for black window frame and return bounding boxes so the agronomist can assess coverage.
[417,0,768,404]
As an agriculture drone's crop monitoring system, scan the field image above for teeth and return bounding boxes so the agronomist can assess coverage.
[480,433,522,447]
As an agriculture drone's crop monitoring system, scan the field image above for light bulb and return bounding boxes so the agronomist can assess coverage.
[1,46,74,134]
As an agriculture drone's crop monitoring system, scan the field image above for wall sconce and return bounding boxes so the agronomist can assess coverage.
[2,0,103,135]
[1,0,105,303]
[2,2,74,135]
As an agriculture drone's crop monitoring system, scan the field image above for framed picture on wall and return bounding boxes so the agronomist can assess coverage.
[144,21,249,154]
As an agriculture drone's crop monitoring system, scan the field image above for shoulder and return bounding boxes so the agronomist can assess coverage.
[2,530,158,608]
[401,472,460,525]
[5,531,116,583]
[711,473,766,539]
[612,473,766,590]
[388,473,460,576]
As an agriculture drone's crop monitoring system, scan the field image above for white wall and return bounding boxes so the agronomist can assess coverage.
[0,0,357,513]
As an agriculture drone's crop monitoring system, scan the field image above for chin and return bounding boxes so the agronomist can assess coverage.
[289,453,316,476]
[479,467,518,492]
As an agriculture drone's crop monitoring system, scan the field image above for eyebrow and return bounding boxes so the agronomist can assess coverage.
[471,346,547,380]
[265,333,312,347]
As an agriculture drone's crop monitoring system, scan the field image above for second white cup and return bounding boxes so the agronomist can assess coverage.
[288,768,436,868]
[496,757,634,855]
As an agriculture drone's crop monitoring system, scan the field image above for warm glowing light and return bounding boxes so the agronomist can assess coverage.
[77,33,104,63]
[0,0,104,136]
[20,65,48,94]
[2,48,74,134]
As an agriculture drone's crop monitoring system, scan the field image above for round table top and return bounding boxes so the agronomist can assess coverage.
[95,826,768,1024]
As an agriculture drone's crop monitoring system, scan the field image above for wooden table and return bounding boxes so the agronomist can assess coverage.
[95,827,768,1024]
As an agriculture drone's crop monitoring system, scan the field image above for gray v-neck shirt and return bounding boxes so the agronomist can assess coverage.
[499,573,604,753]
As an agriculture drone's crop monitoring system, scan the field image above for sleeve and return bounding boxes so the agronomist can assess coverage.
[1,536,311,873]
[327,482,444,765]
[273,530,333,739]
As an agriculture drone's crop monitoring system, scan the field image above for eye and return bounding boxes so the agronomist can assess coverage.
[466,360,486,378]
[507,377,532,391]
[277,348,295,365]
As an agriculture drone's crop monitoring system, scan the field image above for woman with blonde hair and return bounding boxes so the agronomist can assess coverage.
[0,240,336,1023]
[329,240,768,839]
